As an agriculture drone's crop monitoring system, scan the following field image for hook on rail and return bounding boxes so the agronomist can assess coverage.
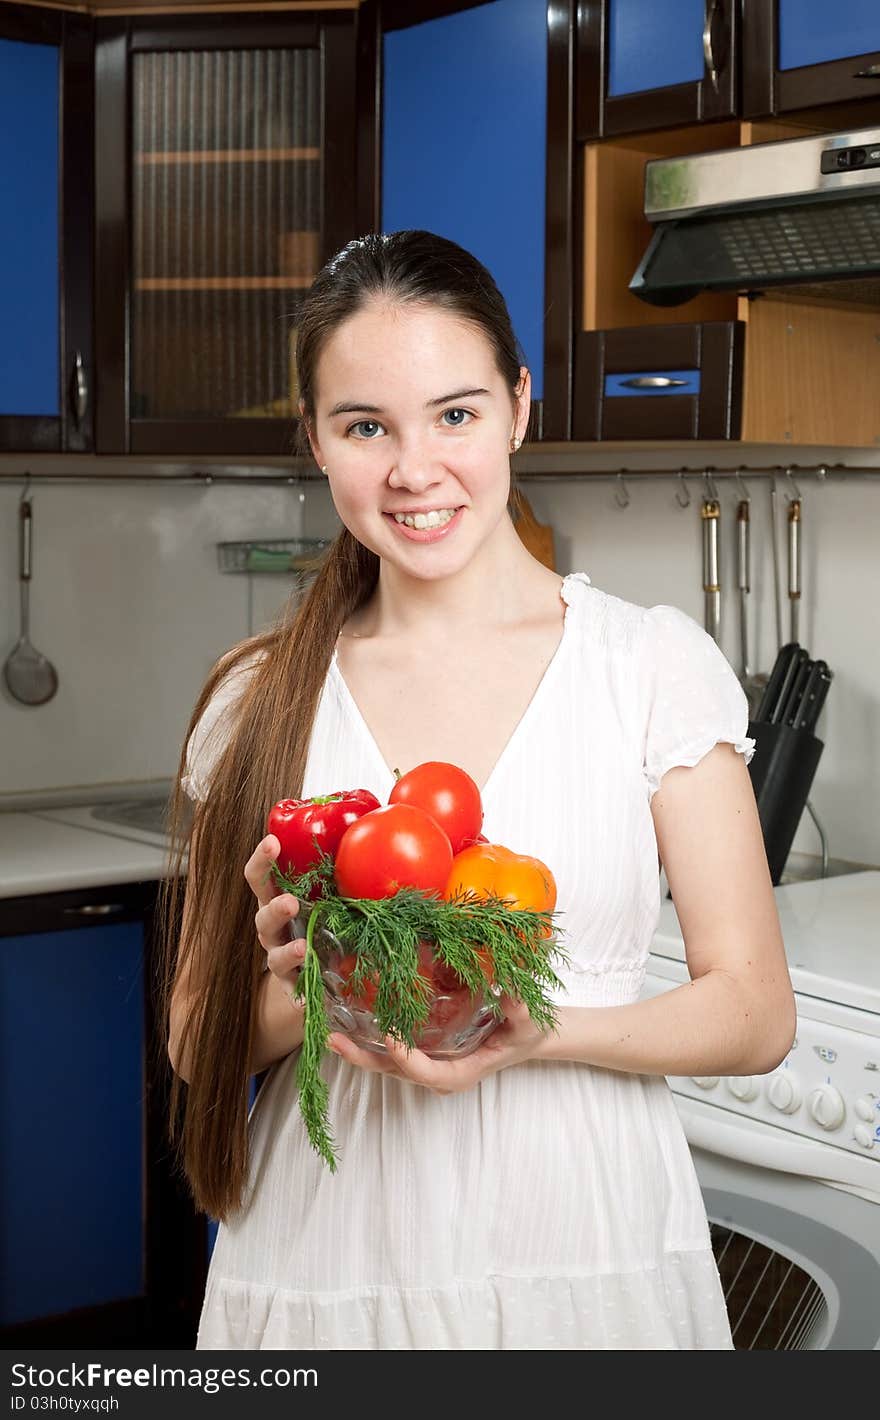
[615,471,630,508]
[675,471,691,508]
[734,467,750,503]
[784,465,803,501]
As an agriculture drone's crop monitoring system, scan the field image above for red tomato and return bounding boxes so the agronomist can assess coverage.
[336,954,379,1010]
[267,789,381,897]
[333,804,453,900]
[388,762,483,855]
[414,942,476,1032]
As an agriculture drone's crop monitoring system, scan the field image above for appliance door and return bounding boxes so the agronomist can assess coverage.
[673,1094,880,1350]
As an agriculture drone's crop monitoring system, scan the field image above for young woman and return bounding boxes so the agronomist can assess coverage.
[158,229,796,1351]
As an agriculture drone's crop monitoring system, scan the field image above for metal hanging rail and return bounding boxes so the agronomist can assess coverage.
[2,461,880,489]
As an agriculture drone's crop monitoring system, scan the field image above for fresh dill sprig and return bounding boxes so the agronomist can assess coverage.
[268,850,569,1171]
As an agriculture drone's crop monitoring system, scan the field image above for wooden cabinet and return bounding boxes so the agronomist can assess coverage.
[0,880,204,1347]
[578,0,738,139]
[743,0,880,117]
[0,5,93,454]
[95,9,373,456]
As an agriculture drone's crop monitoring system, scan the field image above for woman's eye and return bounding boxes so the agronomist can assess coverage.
[348,419,385,439]
[441,408,473,427]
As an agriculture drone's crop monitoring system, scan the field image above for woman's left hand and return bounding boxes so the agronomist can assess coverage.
[326,995,550,1093]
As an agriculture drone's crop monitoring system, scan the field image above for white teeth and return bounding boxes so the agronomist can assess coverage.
[393,507,458,529]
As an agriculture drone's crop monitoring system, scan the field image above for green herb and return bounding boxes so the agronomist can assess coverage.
[269,849,569,1171]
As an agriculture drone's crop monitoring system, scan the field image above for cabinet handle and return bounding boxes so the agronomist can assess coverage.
[618,376,689,389]
[70,350,88,426]
[853,64,880,78]
[703,0,720,90]
[62,903,126,917]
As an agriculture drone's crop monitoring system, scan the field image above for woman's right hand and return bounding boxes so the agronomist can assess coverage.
[245,834,307,1000]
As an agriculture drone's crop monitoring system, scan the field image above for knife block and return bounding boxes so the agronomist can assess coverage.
[746,720,824,885]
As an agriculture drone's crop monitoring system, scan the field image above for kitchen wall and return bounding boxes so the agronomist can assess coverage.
[1,456,878,867]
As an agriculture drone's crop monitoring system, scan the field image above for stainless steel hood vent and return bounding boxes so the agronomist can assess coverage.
[630,127,880,307]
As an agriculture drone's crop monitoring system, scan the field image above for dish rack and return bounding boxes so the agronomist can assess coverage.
[216,537,333,575]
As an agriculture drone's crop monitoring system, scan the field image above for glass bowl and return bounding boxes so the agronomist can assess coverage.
[290,900,500,1060]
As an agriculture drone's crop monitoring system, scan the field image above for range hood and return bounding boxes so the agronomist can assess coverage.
[630,127,880,307]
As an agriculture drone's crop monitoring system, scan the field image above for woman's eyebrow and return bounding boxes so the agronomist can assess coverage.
[327,387,492,418]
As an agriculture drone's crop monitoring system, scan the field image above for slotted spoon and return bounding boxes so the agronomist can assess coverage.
[3,498,59,706]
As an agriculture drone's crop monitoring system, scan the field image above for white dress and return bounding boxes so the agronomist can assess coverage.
[184,572,756,1350]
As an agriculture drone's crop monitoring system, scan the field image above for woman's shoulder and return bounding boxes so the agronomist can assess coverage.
[564,572,652,654]
[568,573,710,663]
[180,644,268,802]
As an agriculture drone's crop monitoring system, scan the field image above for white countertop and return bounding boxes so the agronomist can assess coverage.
[0,810,180,898]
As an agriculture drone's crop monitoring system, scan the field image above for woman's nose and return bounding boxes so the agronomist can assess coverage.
[386,436,440,491]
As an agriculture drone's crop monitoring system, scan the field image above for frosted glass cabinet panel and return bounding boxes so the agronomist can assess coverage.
[131,48,321,424]
[95,10,364,457]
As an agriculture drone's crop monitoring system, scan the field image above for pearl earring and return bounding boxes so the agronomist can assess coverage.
[509,437,522,452]
[321,465,328,474]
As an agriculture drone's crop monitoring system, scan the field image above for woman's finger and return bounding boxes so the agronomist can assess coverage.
[254,891,301,949]
[328,1034,406,1077]
[244,835,284,909]
[266,935,307,981]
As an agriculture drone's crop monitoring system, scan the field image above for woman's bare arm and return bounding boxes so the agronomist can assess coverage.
[533,742,796,1076]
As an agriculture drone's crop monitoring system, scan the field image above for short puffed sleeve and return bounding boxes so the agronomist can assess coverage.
[639,604,756,800]
[180,652,262,802]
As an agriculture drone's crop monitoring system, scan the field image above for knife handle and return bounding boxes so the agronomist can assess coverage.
[769,646,809,724]
[796,661,832,733]
[754,641,800,722]
[781,658,814,726]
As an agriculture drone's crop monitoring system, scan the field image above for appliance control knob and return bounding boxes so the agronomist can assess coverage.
[691,1076,720,1089]
[854,1096,876,1123]
[854,1123,875,1150]
[726,1076,760,1102]
[807,1084,846,1131]
[766,1072,802,1114]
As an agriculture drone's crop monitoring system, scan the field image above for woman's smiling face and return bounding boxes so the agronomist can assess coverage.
[305,299,530,575]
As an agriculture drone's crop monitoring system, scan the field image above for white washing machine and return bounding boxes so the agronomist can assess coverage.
[643,870,880,1350]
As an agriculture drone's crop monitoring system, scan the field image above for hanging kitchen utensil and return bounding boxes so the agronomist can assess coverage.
[788,494,802,641]
[3,497,59,706]
[736,497,767,716]
[701,488,720,642]
[511,489,556,571]
[769,475,783,651]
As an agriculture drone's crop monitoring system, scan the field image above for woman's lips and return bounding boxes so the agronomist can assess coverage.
[383,507,465,542]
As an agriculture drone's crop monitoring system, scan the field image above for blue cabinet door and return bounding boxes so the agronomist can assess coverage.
[607,0,705,96]
[580,0,738,141]
[778,0,880,71]
[0,36,60,419]
[0,920,144,1327]
[381,0,546,402]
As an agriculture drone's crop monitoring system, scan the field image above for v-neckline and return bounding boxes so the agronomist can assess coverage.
[329,572,583,800]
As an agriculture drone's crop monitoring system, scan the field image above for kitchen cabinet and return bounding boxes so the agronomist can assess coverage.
[578,0,738,139]
[94,8,374,456]
[743,0,880,118]
[574,118,880,446]
[381,0,550,431]
[0,4,93,454]
[573,320,743,440]
[0,880,204,1347]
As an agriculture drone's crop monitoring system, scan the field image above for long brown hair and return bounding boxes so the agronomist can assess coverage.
[155,230,532,1222]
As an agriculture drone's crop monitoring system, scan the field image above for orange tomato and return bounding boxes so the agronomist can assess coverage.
[443,843,556,914]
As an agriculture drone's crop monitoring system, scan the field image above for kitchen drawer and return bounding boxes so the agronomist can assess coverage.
[573,320,745,440]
